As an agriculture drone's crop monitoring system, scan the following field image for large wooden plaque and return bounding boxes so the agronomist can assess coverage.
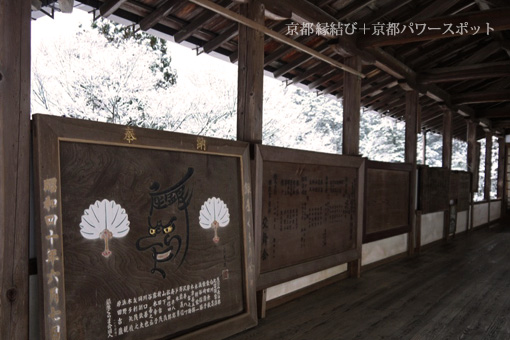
[450,171,471,212]
[32,115,257,340]
[254,145,364,289]
[364,161,412,243]
[419,166,450,214]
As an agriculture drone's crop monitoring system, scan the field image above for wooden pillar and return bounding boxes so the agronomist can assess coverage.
[0,0,31,339]
[484,132,492,201]
[467,121,477,230]
[405,90,419,256]
[422,130,427,165]
[441,107,452,241]
[442,108,452,169]
[236,0,265,318]
[342,56,362,156]
[498,138,505,217]
[342,56,362,278]
[237,0,264,143]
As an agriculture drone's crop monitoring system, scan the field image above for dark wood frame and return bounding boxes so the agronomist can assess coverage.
[253,144,365,290]
[363,160,413,243]
[32,114,257,340]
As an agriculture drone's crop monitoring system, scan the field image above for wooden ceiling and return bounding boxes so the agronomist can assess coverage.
[34,0,510,140]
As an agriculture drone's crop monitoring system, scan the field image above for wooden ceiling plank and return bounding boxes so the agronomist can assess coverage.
[452,90,510,105]
[334,0,376,20]
[201,24,238,53]
[476,105,510,119]
[264,35,315,67]
[321,81,343,95]
[419,62,510,84]
[358,8,510,48]
[361,79,398,98]
[138,0,181,31]
[99,0,128,17]
[308,69,342,90]
[362,0,413,25]
[273,43,330,78]
[408,0,459,21]
[174,0,232,43]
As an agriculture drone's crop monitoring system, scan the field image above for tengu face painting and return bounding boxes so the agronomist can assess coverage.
[136,168,194,278]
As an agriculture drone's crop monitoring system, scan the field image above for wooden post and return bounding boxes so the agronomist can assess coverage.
[404,90,419,256]
[484,132,492,201]
[467,121,477,230]
[485,133,492,224]
[342,56,362,278]
[498,138,505,217]
[0,0,31,339]
[442,107,452,241]
[442,108,452,169]
[422,130,427,165]
[342,56,361,157]
[237,0,264,143]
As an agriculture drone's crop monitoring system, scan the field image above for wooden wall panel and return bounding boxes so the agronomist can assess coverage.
[32,115,257,340]
[254,145,364,289]
[364,161,412,243]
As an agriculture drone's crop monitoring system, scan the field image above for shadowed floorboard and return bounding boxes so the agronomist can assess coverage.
[227,224,510,339]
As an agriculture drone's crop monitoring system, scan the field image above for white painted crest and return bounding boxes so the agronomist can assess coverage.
[80,199,130,239]
[199,197,230,229]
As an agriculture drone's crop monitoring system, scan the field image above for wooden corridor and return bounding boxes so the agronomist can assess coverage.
[228,224,510,340]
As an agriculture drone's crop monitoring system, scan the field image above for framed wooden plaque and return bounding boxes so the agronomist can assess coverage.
[450,171,471,212]
[253,145,364,289]
[364,161,412,243]
[418,166,450,214]
[32,115,257,340]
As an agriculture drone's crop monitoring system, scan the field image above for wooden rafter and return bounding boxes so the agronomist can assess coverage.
[138,0,181,31]
[358,8,510,48]
[99,0,128,17]
[174,0,233,43]
[408,0,459,21]
[201,24,238,53]
[475,105,510,119]
[273,43,330,78]
[308,69,341,90]
[289,63,330,86]
[418,61,510,84]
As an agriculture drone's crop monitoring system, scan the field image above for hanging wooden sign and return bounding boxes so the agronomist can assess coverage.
[32,114,257,340]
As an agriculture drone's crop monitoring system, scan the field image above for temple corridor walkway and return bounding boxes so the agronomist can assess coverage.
[228,224,510,340]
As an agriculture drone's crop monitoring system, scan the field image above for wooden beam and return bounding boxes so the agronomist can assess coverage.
[174,0,232,43]
[237,0,264,143]
[321,81,343,96]
[0,0,30,339]
[358,8,510,48]
[485,132,493,200]
[189,0,365,77]
[418,62,510,84]
[452,90,510,105]
[138,0,181,31]
[201,24,238,54]
[475,0,510,59]
[99,0,128,17]
[457,41,501,66]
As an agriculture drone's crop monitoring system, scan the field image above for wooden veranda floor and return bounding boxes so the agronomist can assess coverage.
[228,224,510,340]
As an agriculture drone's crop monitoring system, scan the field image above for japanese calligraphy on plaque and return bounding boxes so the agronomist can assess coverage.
[255,145,363,286]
